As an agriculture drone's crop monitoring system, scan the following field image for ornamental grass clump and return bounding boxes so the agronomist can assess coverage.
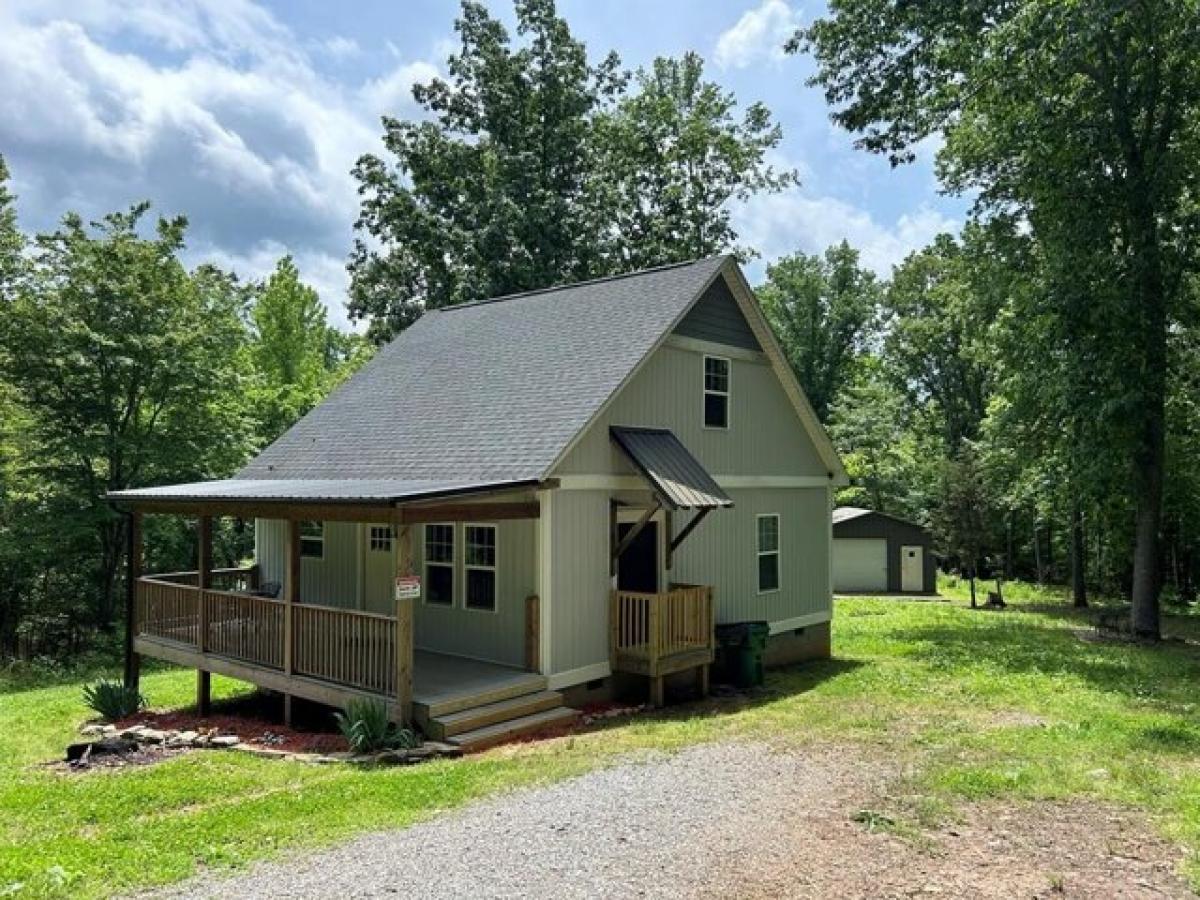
[82,678,146,721]
[335,697,419,753]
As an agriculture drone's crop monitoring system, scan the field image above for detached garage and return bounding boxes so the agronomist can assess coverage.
[832,507,936,594]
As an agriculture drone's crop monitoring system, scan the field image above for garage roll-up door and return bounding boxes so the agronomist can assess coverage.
[833,538,888,592]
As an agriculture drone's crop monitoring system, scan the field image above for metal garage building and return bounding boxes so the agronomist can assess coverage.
[832,507,936,594]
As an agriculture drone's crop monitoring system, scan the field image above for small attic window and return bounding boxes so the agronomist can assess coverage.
[703,355,730,429]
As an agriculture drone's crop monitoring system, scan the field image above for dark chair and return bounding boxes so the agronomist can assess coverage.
[251,581,281,599]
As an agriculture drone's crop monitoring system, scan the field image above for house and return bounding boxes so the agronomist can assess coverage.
[832,507,936,594]
[109,256,847,750]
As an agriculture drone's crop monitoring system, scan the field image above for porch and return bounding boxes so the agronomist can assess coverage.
[132,569,558,744]
[610,584,716,705]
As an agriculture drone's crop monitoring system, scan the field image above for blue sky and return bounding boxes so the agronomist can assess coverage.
[0,0,965,329]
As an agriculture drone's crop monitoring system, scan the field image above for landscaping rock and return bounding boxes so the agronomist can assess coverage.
[119,725,147,740]
[209,735,239,748]
[66,737,137,761]
[424,741,463,758]
[139,728,167,744]
[79,723,116,737]
[167,730,198,748]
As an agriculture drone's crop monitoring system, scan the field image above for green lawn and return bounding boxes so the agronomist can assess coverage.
[4,585,1200,897]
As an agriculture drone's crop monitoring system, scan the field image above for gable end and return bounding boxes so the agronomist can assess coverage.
[673,278,762,351]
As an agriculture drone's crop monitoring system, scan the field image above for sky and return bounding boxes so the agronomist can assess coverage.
[0,0,966,330]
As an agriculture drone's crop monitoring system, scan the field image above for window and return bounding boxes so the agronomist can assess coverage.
[757,514,780,593]
[424,524,454,606]
[464,525,497,612]
[703,355,730,428]
[300,521,324,559]
[368,525,393,552]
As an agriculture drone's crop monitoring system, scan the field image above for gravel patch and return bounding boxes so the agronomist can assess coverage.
[148,741,1192,899]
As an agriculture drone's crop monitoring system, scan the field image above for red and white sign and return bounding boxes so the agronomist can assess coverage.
[395,574,421,601]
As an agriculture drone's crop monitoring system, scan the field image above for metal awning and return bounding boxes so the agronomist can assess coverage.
[609,427,733,510]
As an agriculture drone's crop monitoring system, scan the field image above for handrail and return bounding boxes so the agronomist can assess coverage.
[611,584,714,671]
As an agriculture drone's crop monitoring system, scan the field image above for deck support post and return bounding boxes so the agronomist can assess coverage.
[197,515,213,715]
[123,509,142,692]
[650,675,664,708]
[283,519,300,726]
[395,523,414,726]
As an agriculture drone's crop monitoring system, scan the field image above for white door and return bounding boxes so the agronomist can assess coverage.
[900,545,924,592]
[363,523,396,614]
[833,538,888,593]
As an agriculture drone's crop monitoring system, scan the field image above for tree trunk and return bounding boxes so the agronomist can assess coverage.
[1128,186,1167,640]
[968,565,977,609]
[1033,520,1044,584]
[1005,511,1014,580]
[1071,501,1087,608]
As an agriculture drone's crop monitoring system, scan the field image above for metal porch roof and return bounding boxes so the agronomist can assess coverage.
[107,477,539,506]
[609,426,732,511]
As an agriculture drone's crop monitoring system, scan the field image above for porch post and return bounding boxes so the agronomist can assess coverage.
[283,518,300,725]
[123,509,142,692]
[395,522,414,726]
[197,515,213,716]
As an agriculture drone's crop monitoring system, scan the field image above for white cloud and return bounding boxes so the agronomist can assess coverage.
[714,0,801,70]
[0,0,439,327]
[321,36,361,60]
[735,187,961,279]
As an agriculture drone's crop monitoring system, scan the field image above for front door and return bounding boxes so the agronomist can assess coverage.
[900,545,924,592]
[617,521,659,593]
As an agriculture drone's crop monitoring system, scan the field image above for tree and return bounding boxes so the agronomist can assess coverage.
[0,154,22,293]
[349,0,624,341]
[797,0,1200,637]
[594,52,796,269]
[350,0,797,342]
[248,256,368,444]
[759,241,879,421]
[0,205,251,630]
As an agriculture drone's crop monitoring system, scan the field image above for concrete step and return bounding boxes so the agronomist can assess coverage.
[429,690,566,740]
[448,706,579,753]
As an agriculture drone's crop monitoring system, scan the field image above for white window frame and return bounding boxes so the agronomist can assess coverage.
[463,523,498,613]
[367,524,393,553]
[300,521,324,559]
[756,513,781,595]
[423,522,455,607]
[703,354,731,430]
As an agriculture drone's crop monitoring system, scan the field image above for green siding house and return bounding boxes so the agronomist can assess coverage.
[110,256,848,749]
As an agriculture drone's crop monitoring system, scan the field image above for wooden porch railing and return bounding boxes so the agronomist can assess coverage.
[148,565,259,593]
[610,583,715,679]
[293,603,396,695]
[134,576,397,695]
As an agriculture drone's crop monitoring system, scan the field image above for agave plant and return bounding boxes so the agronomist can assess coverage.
[82,679,146,721]
[335,697,419,753]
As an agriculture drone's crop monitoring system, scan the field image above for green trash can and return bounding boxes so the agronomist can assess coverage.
[714,621,770,687]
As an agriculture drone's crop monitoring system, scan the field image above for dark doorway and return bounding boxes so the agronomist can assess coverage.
[617,521,659,593]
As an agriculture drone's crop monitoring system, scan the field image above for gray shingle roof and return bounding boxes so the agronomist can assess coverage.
[238,257,728,483]
[610,426,732,510]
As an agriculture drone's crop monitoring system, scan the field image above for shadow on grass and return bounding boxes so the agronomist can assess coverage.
[887,611,1200,705]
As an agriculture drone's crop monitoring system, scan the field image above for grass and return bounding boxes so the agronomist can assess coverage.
[3,581,1200,896]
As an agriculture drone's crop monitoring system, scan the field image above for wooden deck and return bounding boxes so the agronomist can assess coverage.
[133,573,541,724]
[610,583,715,704]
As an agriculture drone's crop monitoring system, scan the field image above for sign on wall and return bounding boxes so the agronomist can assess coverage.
[395,574,421,601]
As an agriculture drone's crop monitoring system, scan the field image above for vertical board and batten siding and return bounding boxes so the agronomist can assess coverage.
[556,342,827,477]
[255,519,360,608]
[254,517,536,666]
[671,487,830,625]
[545,490,612,675]
[543,272,835,680]
[413,518,535,667]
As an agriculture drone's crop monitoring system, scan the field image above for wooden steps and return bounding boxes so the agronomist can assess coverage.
[429,690,566,740]
[446,706,579,752]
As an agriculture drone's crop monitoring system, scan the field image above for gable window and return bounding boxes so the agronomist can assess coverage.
[300,521,324,559]
[464,525,497,612]
[424,524,454,606]
[703,355,730,429]
[368,525,393,553]
[757,514,780,593]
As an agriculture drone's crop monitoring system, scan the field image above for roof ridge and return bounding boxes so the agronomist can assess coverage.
[434,255,728,313]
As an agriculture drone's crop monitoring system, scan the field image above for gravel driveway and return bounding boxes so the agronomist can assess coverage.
[151,741,1193,899]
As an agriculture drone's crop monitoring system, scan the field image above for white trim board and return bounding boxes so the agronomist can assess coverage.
[547,661,611,691]
[769,611,832,636]
[555,474,833,491]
